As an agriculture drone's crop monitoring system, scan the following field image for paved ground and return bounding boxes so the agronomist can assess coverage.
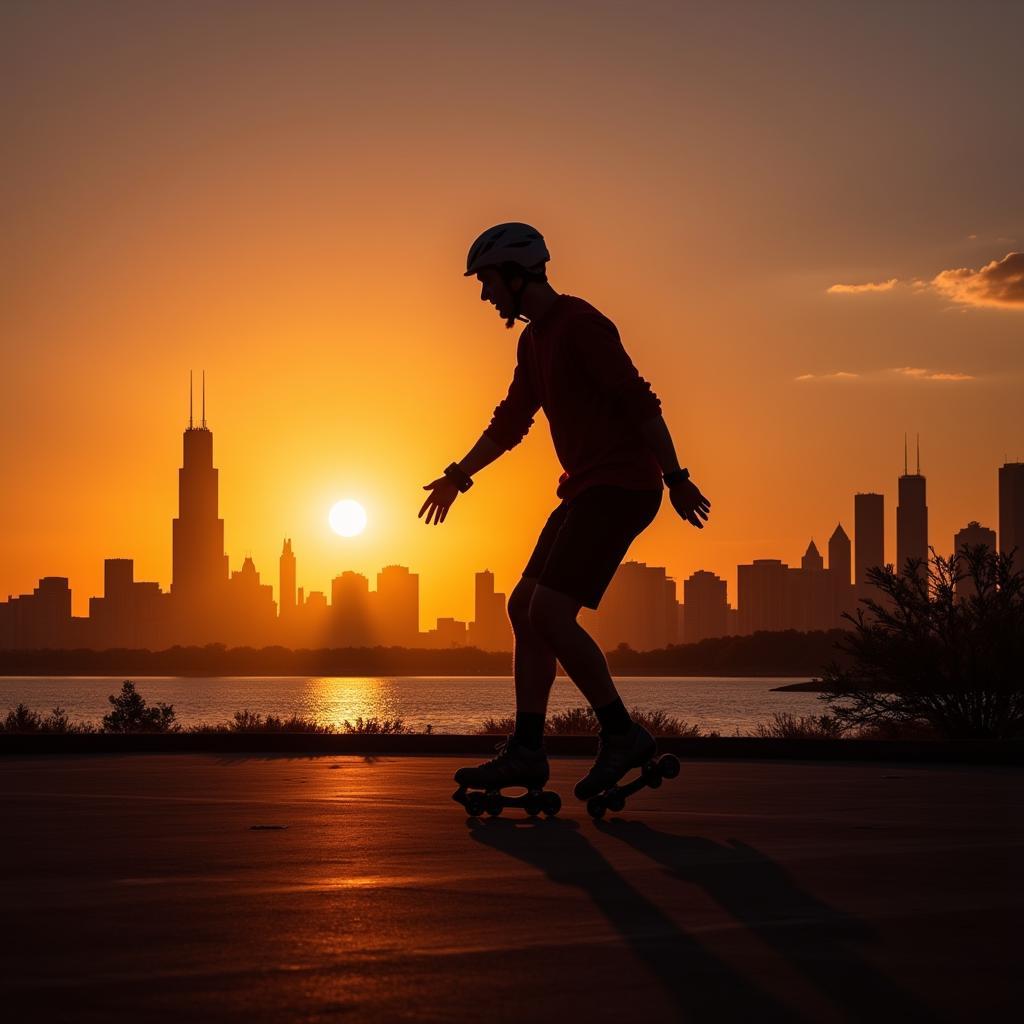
[2,754,1019,1022]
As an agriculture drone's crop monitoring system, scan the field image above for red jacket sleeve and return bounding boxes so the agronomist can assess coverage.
[575,313,661,423]
[483,333,540,451]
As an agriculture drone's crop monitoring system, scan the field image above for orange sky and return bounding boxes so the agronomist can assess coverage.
[2,2,1022,627]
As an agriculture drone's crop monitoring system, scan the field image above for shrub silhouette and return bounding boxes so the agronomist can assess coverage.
[753,711,846,740]
[820,547,1024,739]
[102,681,178,733]
[0,703,88,733]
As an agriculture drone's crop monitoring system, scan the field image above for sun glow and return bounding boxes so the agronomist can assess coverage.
[329,499,367,537]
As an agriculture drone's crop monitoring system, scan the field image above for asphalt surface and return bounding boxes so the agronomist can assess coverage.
[2,754,1019,1022]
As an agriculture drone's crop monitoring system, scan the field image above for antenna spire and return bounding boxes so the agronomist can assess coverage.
[189,370,193,429]
[202,370,207,429]
[916,433,920,475]
[903,433,908,476]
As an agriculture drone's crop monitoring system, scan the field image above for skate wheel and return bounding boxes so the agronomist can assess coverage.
[542,792,561,817]
[485,795,504,817]
[587,796,606,820]
[524,796,542,817]
[645,772,662,789]
[606,792,625,813]
[659,754,681,779]
[465,792,486,817]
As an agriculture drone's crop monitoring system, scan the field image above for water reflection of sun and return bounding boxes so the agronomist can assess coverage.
[305,677,404,727]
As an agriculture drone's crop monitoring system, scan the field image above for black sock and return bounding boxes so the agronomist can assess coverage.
[595,697,632,736]
[513,711,545,750]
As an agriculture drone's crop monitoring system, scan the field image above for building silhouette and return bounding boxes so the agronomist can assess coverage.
[999,462,1024,574]
[225,556,276,645]
[738,559,791,634]
[170,376,230,642]
[467,570,513,651]
[88,558,165,649]
[854,492,885,596]
[331,571,373,647]
[375,565,420,647]
[795,540,832,630]
[896,436,928,579]
[952,521,996,599]
[581,561,680,651]
[423,616,468,648]
[0,577,72,649]
[827,523,855,622]
[279,539,296,622]
[682,570,729,643]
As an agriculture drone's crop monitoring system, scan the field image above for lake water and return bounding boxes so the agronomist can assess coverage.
[0,676,823,736]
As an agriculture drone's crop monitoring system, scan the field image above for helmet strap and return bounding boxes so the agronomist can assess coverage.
[499,265,547,329]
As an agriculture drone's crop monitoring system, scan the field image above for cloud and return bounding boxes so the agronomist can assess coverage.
[827,278,899,295]
[796,367,975,384]
[930,252,1024,309]
[795,371,860,382]
[892,366,975,382]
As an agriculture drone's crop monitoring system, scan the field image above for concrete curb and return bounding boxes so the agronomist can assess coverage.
[1,733,1022,763]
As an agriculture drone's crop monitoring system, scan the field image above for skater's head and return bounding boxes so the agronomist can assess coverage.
[465,222,550,329]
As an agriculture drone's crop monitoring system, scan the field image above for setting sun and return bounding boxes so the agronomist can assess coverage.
[329,499,367,538]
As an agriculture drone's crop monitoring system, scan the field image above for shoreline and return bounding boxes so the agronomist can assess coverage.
[0,671,812,680]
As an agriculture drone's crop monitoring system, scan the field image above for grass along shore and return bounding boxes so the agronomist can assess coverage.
[0,681,943,741]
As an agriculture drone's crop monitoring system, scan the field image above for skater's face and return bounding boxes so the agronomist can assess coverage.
[476,268,521,323]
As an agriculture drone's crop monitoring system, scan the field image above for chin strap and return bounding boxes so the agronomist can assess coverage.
[500,264,547,329]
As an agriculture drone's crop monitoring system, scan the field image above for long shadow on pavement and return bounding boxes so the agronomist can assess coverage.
[467,816,797,1021]
[596,819,939,1022]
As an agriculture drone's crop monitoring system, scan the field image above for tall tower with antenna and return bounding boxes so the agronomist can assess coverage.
[171,372,229,622]
[897,433,928,579]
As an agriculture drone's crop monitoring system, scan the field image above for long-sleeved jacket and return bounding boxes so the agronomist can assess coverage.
[483,295,664,500]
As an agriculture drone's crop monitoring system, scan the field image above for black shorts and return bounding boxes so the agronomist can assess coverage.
[523,484,663,609]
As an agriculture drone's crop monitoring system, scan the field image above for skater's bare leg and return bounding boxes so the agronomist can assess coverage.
[507,577,557,715]
[527,584,619,709]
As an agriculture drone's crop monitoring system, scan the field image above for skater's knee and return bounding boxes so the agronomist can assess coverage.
[527,585,580,637]
[507,578,536,634]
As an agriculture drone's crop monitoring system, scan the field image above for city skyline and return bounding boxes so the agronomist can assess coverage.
[2,399,1017,652]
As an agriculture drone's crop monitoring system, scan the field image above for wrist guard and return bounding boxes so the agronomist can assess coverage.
[663,468,690,487]
[444,462,474,492]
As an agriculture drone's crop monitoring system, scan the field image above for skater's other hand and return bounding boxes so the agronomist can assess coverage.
[669,478,710,529]
[419,477,460,525]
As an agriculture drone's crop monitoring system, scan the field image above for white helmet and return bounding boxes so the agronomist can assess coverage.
[464,222,549,277]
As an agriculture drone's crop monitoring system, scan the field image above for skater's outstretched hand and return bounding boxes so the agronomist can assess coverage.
[669,477,711,529]
[419,476,460,525]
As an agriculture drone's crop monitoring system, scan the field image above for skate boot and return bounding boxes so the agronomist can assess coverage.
[574,722,681,819]
[452,736,560,818]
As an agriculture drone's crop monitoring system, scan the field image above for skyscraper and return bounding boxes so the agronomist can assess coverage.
[171,374,228,606]
[279,539,296,620]
[682,570,728,643]
[468,570,512,652]
[375,565,420,646]
[795,540,833,630]
[896,436,928,579]
[952,521,996,599]
[854,492,885,592]
[999,462,1024,574]
[828,523,854,621]
[331,571,372,646]
[584,561,679,651]
[737,559,791,634]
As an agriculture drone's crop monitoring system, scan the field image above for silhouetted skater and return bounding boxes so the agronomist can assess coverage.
[420,222,710,806]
